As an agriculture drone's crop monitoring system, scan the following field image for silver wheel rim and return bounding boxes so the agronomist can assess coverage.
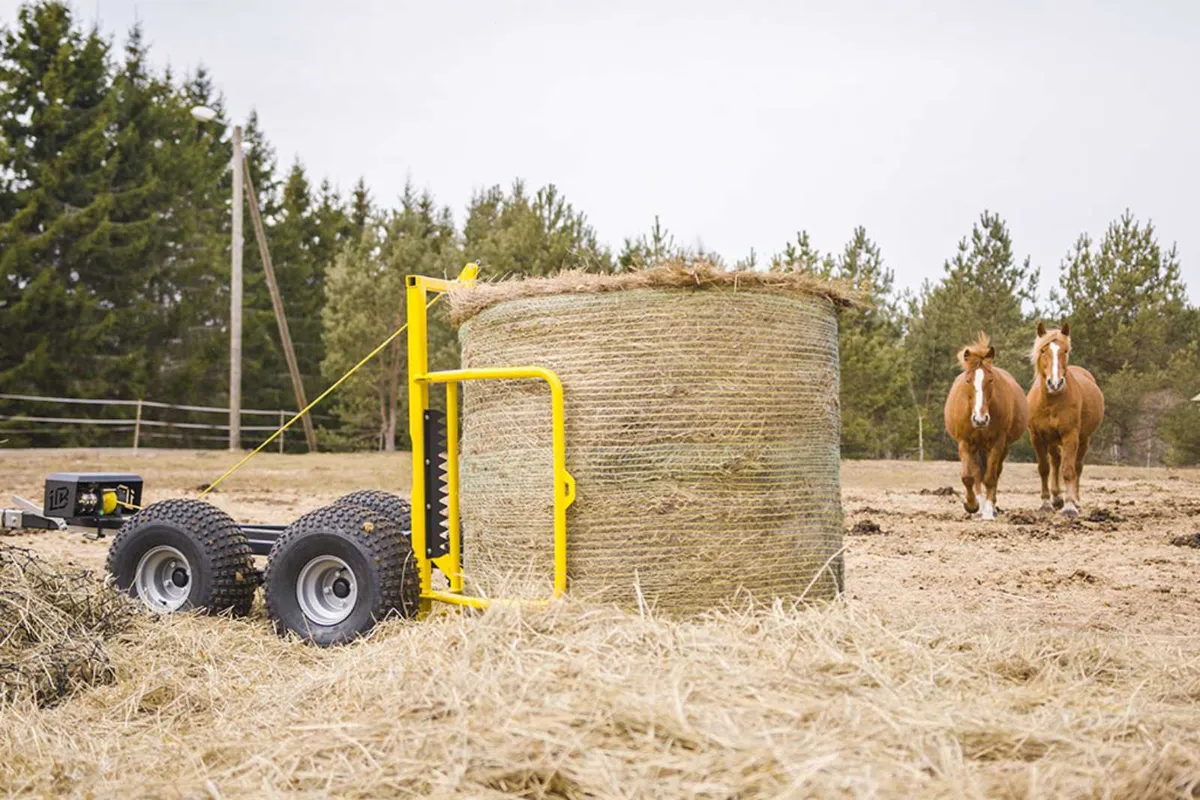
[296,555,357,626]
[134,545,192,612]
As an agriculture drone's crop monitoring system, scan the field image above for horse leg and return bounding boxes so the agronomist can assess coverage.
[1049,444,1064,510]
[1074,436,1090,508]
[959,442,979,514]
[1060,432,1081,519]
[980,442,1007,521]
[1032,433,1053,513]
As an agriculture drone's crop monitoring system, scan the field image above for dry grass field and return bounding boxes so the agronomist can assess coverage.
[2,449,1199,797]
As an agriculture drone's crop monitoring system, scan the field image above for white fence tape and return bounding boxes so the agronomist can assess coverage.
[0,393,293,417]
[0,414,284,432]
[0,393,309,449]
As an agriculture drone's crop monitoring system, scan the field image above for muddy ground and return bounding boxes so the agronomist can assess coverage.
[2,449,1197,639]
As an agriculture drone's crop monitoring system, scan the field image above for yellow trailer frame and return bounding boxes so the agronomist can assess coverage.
[407,268,575,611]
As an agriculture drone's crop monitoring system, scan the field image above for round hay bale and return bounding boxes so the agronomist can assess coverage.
[450,265,850,613]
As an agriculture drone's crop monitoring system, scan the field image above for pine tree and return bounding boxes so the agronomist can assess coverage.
[769,231,832,274]
[463,180,612,276]
[828,228,912,458]
[99,25,193,404]
[349,177,371,234]
[0,3,122,441]
[1159,311,1200,465]
[1054,211,1186,377]
[0,4,364,448]
[322,184,460,450]
[767,228,913,457]
[618,215,680,270]
[1053,211,1193,462]
[151,65,236,412]
[250,160,337,410]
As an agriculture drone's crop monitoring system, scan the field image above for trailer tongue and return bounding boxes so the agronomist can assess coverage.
[2,471,286,553]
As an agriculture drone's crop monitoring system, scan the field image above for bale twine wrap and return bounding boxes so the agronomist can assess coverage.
[449,266,853,613]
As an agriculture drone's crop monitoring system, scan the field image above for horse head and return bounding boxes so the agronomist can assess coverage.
[1032,321,1071,395]
[959,332,996,429]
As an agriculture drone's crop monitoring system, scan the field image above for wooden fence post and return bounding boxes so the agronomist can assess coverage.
[133,399,143,451]
[917,409,924,463]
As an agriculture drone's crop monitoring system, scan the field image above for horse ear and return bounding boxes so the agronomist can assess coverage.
[1037,321,1047,336]
[985,346,995,360]
[1061,321,1070,337]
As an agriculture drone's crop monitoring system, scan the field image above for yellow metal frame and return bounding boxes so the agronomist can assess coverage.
[407,268,575,610]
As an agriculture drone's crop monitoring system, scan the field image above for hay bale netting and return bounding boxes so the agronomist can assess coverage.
[449,265,855,613]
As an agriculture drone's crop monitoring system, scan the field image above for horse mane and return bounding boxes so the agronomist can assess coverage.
[958,331,993,370]
[1029,328,1068,366]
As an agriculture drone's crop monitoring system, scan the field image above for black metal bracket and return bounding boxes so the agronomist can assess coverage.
[422,409,450,559]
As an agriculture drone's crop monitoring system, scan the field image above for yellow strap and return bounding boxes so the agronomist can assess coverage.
[198,293,443,498]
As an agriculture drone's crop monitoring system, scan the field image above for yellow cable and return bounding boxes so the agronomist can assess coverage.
[198,293,443,499]
[106,486,142,511]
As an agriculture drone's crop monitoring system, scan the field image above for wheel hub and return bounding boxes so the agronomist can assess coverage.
[134,545,192,612]
[296,555,357,626]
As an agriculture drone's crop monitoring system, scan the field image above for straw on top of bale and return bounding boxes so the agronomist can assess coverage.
[448,260,863,326]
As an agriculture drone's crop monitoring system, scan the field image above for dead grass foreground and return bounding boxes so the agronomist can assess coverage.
[0,546,135,709]
[2,584,1198,798]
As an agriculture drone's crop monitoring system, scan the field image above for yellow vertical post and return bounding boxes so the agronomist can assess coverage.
[406,277,432,595]
[549,380,572,598]
[445,381,462,592]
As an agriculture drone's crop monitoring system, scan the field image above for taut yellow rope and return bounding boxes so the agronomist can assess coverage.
[198,294,442,498]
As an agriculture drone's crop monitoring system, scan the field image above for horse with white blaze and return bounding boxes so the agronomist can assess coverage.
[1027,322,1105,519]
[944,333,1029,520]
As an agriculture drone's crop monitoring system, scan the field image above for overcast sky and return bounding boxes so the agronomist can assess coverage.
[7,0,1199,302]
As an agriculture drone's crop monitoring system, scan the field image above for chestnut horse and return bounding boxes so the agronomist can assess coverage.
[944,333,1029,520]
[1027,322,1105,518]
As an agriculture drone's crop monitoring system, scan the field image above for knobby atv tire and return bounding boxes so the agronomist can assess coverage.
[333,490,411,533]
[335,488,453,592]
[264,504,419,647]
[106,499,256,615]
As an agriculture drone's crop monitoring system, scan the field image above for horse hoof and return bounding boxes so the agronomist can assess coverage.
[1039,502,1055,513]
[1052,497,1064,510]
[964,502,979,514]
[1061,504,1078,520]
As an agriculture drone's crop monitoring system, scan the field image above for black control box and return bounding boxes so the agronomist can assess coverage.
[43,472,144,526]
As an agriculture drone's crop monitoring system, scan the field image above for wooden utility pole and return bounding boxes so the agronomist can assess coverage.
[917,410,924,463]
[242,157,318,452]
[229,125,244,451]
